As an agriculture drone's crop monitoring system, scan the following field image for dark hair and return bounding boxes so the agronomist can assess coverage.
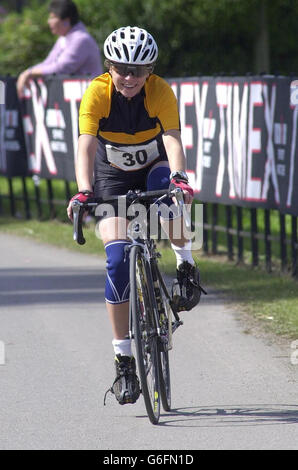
[48,0,79,26]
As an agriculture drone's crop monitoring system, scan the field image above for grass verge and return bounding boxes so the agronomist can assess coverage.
[1,216,298,340]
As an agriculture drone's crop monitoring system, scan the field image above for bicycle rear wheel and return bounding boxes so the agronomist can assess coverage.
[130,245,160,425]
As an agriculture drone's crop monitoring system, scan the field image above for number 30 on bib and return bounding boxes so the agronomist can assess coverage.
[106,140,159,171]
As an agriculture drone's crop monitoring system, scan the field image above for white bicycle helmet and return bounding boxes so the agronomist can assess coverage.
[104,26,158,65]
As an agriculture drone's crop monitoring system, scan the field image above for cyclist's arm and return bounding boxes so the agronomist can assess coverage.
[162,129,186,172]
[75,134,98,191]
[66,134,97,220]
[162,129,193,204]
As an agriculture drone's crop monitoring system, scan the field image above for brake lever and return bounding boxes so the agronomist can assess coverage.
[172,188,192,231]
[72,200,86,245]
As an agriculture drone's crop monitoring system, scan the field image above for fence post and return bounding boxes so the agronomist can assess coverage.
[203,203,208,254]
[21,177,31,219]
[250,208,258,267]
[32,175,42,219]
[226,205,233,260]
[264,209,271,273]
[291,216,297,278]
[0,186,3,215]
[236,206,243,263]
[46,179,56,219]
[7,177,15,217]
[279,213,287,272]
[64,180,71,201]
[211,203,218,254]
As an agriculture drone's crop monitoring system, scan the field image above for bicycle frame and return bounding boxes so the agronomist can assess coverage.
[125,195,183,338]
[72,188,185,423]
[72,188,184,331]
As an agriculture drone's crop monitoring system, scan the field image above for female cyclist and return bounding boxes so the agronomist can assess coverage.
[67,26,201,405]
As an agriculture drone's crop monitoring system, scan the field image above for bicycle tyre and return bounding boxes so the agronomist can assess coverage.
[155,272,172,411]
[130,245,160,425]
[159,348,171,411]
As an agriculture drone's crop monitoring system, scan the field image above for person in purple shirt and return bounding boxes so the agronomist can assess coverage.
[17,0,102,98]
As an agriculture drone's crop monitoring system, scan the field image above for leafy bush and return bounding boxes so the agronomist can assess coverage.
[0,2,52,75]
[0,0,298,78]
[74,0,258,77]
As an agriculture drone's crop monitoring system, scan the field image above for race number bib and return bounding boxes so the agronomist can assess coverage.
[106,140,159,171]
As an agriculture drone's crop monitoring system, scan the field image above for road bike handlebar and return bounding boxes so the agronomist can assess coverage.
[72,187,191,245]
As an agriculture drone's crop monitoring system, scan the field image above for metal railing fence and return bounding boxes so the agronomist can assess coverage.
[1,176,297,278]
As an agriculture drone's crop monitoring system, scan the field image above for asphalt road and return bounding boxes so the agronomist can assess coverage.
[0,232,298,450]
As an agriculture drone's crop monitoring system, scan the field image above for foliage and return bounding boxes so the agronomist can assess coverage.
[0,1,52,75]
[75,0,260,77]
[0,0,298,78]
[268,0,298,74]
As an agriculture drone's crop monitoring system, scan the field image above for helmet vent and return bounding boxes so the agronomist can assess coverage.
[141,49,149,61]
[115,48,121,60]
[122,44,130,61]
[133,45,142,61]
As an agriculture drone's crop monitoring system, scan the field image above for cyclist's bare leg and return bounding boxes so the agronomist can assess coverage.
[106,301,129,339]
[98,216,129,242]
[162,214,201,310]
[99,216,140,405]
[98,216,130,340]
[162,215,196,268]
[161,215,189,247]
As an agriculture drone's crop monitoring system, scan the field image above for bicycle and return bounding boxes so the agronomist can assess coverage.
[72,187,191,424]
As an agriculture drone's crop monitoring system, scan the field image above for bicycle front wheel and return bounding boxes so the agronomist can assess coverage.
[159,347,171,411]
[154,272,172,412]
[130,245,160,425]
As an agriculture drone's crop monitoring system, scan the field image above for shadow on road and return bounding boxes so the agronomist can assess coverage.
[154,404,298,427]
[0,267,106,306]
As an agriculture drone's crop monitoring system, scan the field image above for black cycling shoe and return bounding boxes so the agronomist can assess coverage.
[104,355,140,406]
[171,261,206,312]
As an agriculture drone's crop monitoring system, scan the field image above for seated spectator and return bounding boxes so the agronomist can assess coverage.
[17,0,102,97]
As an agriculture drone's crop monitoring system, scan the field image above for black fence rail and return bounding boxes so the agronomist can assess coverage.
[203,203,298,278]
[1,176,297,279]
[0,176,72,220]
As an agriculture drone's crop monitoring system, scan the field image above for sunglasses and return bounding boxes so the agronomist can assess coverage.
[109,62,153,78]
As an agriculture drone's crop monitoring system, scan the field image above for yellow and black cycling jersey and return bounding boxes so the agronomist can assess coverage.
[79,72,180,179]
[80,72,180,143]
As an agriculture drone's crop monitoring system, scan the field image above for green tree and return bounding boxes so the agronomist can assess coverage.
[76,0,260,76]
[0,0,297,78]
[0,2,52,75]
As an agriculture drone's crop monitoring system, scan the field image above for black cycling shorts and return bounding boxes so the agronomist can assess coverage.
[94,161,178,220]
